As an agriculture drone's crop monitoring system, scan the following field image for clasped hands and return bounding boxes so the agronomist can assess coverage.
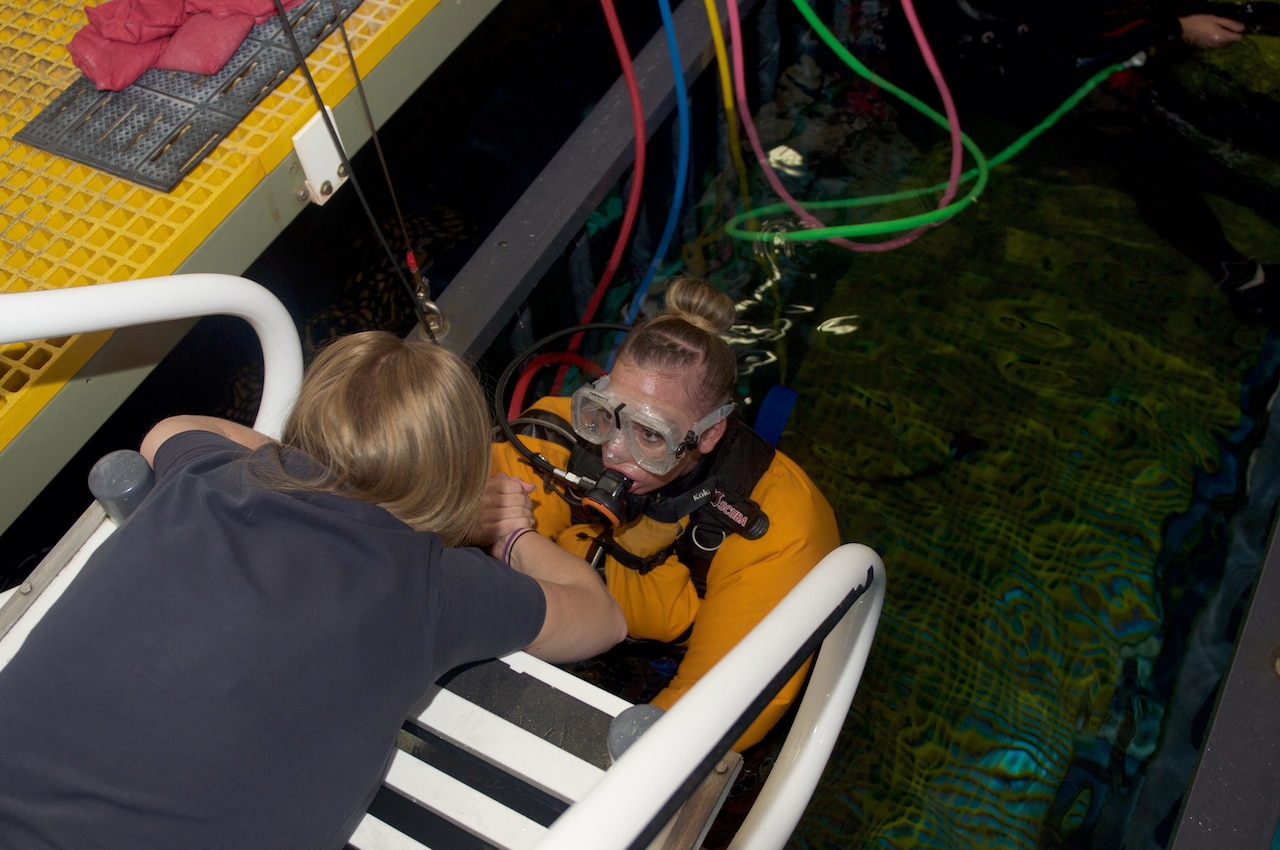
[468,473,537,560]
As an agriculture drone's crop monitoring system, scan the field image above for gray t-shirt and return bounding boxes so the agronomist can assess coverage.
[0,430,545,848]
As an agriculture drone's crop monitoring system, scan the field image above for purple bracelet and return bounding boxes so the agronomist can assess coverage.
[502,528,534,566]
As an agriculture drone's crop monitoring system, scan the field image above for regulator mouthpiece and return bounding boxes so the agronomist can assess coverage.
[582,469,634,528]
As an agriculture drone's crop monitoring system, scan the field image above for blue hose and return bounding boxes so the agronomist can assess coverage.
[623,0,691,325]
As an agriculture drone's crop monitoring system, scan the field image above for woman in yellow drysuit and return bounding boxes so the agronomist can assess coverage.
[483,277,840,750]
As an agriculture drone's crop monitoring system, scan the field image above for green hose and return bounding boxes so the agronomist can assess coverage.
[725,0,1135,243]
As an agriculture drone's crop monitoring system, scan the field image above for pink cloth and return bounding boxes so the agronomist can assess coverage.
[85,0,184,43]
[155,12,254,74]
[70,0,306,90]
[68,24,165,91]
[185,0,306,25]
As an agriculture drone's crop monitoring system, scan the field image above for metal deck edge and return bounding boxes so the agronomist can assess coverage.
[1171,505,1280,848]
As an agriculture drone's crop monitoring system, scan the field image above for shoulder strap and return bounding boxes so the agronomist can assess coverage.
[675,418,775,596]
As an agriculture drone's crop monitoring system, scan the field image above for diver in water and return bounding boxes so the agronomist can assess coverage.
[480,276,841,752]
[888,0,1280,322]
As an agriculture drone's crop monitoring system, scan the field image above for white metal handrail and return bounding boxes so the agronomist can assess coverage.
[0,275,304,439]
[0,274,304,654]
[538,542,884,850]
[729,545,884,850]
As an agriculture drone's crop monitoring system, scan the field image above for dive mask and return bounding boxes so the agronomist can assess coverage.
[570,376,734,476]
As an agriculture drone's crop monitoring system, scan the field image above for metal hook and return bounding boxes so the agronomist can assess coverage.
[415,297,448,342]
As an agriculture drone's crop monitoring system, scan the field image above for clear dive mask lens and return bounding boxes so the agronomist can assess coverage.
[570,376,734,476]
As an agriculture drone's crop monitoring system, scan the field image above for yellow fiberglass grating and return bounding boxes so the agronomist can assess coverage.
[0,7,213,293]
[15,0,366,192]
[1,338,60,414]
[0,0,431,451]
[0,330,111,449]
[0,0,415,297]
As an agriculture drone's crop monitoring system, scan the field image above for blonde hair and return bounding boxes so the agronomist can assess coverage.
[273,331,491,546]
[616,277,737,411]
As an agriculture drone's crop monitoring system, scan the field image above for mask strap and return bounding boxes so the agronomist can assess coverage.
[677,403,736,456]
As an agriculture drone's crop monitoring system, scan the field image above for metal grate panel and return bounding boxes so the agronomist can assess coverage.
[15,0,362,192]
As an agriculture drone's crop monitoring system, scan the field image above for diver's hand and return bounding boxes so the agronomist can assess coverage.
[468,473,536,556]
[1179,14,1245,48]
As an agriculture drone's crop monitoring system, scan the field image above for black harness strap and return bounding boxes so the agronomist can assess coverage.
[588,531,676,574]
[674,420,774,596]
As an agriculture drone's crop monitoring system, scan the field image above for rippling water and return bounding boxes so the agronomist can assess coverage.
[684,104,1280,846]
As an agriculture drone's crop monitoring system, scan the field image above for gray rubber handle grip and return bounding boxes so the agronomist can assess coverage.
[88,449,155,524]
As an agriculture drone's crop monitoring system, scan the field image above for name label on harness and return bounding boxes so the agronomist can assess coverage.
[710,490,749,527]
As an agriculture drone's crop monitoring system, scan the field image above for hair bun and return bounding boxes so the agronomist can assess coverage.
[662,277,735,334]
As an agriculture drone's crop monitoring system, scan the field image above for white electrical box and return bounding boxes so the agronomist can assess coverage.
[292,106,348,205]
